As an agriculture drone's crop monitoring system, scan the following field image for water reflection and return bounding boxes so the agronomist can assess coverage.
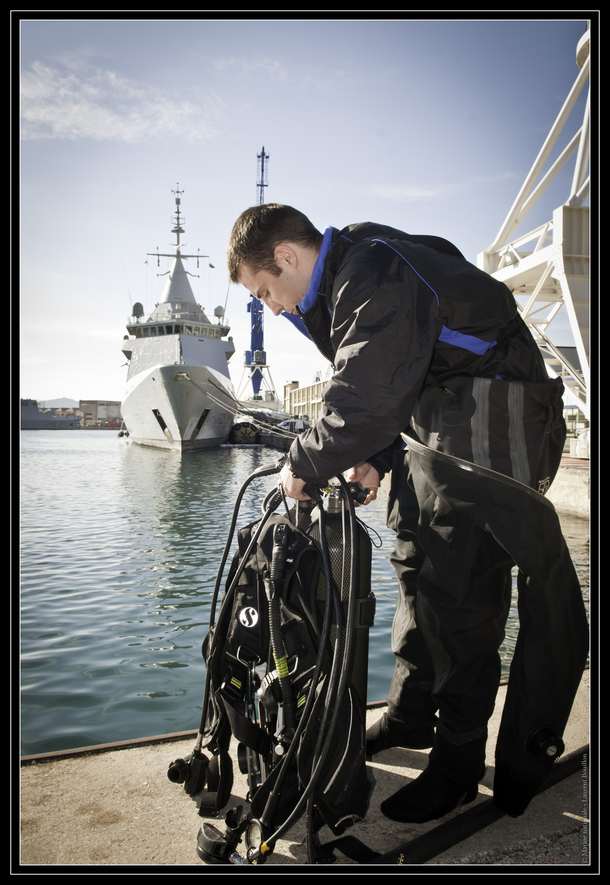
[20,432,589,754]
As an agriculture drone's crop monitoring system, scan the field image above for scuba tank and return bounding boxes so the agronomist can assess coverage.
[167,460,376,864]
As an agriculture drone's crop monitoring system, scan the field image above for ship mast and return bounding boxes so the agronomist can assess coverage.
[147,184,209,273]
[171,184,185,249]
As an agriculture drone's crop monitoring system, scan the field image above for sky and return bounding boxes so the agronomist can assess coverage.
[19,16,590,403]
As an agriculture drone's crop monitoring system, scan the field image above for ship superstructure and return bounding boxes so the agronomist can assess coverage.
[120,187,235,451]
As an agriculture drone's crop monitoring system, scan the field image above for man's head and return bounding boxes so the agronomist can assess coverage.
[227,204,323,315]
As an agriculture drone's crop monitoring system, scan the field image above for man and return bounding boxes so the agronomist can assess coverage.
[227,203,588,822]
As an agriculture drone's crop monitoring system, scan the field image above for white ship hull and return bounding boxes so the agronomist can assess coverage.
[120,193,236,452]
[121,364,235,452]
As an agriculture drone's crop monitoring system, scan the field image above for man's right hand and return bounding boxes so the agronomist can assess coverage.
[344,462,380,505]
[279,461,312,502]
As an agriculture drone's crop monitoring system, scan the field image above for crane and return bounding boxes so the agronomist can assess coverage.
[477,27,590,449]
[237,146,281,409]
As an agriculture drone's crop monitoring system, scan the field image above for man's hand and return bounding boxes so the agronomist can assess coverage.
[279,461,312,501]
[344,462,380,506]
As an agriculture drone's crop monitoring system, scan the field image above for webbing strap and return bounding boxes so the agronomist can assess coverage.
[219,690,272,756]
[197,752,234,816]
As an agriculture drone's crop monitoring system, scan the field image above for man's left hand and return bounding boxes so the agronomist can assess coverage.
[279,462,312,501]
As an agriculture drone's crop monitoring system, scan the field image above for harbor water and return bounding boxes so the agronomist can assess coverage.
[20,430,590,756]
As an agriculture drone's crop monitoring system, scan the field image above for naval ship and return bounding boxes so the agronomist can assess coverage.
[120,188,235,451]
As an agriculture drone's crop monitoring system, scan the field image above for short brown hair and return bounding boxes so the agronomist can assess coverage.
[227,203,323,282]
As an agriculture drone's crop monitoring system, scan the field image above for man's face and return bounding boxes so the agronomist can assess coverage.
[238,264,299,316]
[237,243,313,316]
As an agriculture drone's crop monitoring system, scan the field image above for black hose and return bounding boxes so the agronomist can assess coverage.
[265,579,297,733]
[257,487,356,856]
[304,477,359,862]
[197,464,283,746]
[257,494,338,835]
[210,461,284,625]
[198,502,280,745]
[299,498,347,781]
[262,485,282,514]
[290,567,321,640]
[197,471,362,861]
[265,523,297,733]
[258,503,347,853]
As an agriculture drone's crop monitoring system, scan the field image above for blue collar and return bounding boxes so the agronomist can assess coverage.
[282,226,337,338]
[298,226,337,313]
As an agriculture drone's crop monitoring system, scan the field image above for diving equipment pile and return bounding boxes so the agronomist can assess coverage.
[168,460,376,864]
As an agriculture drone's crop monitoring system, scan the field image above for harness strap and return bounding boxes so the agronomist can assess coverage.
[219,690,272,756]
[197,751,234,816]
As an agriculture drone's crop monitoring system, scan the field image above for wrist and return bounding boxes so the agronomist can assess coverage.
[286,458,302,481]
[366,458,385,482]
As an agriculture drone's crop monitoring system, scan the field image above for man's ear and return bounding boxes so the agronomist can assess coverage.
[273,242,298,269]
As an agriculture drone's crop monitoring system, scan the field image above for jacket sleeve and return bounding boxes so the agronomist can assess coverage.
[366,438,400,481]
[288,265,440,482]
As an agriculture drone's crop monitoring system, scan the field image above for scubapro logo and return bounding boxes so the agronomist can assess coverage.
[239,607,259,628]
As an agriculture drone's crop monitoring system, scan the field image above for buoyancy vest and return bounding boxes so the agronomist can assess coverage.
[200,507,376,841]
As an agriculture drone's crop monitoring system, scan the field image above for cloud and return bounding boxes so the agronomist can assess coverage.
[210,56,352,94]
[211,56,288,80]
[370,172,519,203]
[20,60,224,143]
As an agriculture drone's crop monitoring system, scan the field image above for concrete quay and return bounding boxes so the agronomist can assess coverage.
[546,457,590,520]
[20,671,589,868]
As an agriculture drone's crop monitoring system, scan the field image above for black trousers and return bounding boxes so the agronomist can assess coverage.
[387,466,513,745]
[384,428,588,812]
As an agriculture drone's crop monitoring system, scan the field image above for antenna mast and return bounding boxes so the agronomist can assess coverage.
[171,183,185,249]
[257,146,269,205]
[147,184,209,272]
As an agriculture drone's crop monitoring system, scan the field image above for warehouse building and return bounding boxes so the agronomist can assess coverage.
[79,400,122,429]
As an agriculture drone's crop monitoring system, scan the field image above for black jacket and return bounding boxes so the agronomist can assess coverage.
[288,223,550,483]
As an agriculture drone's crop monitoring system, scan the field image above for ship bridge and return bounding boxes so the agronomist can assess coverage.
[148,252,213,325]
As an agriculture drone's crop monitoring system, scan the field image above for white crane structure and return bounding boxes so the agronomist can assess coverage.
[477,27,591,437]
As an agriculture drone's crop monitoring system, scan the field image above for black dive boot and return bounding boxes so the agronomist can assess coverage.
[380,734,486,823]
[366,713,436,757]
